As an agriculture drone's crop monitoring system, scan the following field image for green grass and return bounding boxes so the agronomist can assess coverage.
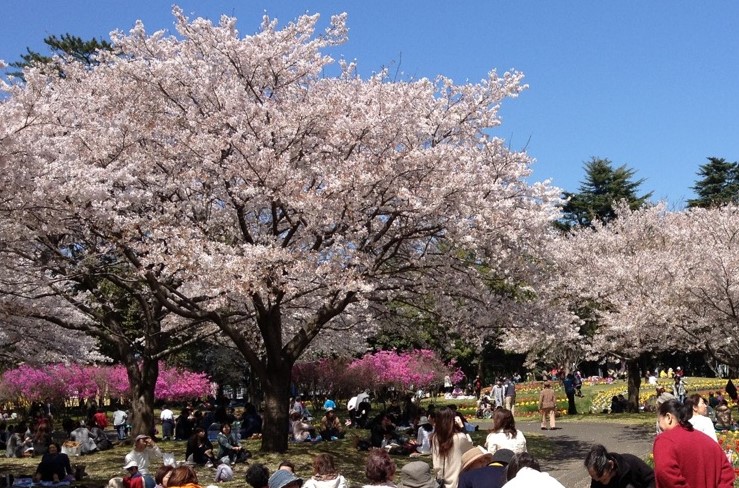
[0,431,554,488]
[4,377,731,486]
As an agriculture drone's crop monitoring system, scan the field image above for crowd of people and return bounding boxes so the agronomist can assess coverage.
[4,370,739,488]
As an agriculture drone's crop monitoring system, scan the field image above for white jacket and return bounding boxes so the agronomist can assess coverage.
[303,475,347,488]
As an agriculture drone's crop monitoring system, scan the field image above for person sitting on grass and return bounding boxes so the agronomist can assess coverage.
[186,427,217,466]
[303,453,347,488]
[363,449,397,488]
[123,460,145,488]
[166,466,202,488]
[319,410,344,441]
[154,466,174,488]
[33,441,74,482]
[584,444,654,488]
[246,464,271,488]
[268,469,303,488]
[125,435,162,488]
[484,409,526,455]
[216,422,249,463]
[291,412,321,443]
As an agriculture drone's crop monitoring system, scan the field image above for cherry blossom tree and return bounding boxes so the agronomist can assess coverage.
[544,204,697,409]
[0,9,559,451]
[665,206,739,368]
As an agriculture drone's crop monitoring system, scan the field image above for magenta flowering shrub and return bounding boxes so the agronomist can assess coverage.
[292,349,463,400]
[0,363,211,404]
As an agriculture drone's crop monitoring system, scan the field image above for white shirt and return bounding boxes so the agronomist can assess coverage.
[113,410,128,426]
[485,429,527,454]
[415,426,433,454]
[502,467,564,488]
[160,409,174,421]
[689,413,718,442]
[124,446,162,475]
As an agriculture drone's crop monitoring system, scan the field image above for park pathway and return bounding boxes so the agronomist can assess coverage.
[512,419,655,488]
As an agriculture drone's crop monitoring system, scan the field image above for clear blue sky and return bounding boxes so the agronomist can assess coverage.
[2,1,738,207]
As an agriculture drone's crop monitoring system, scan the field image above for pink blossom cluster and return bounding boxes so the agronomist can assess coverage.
[1,363,210,404]
[293,350,463,395]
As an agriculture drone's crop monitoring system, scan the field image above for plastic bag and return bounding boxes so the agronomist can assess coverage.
[162,452,176,467]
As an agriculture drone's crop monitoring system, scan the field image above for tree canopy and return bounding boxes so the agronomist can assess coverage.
[0,9,559,451]
[558,157,653,230]
[687,157,739,208]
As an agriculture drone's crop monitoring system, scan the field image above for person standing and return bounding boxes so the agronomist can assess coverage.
[672,376,687,404]
[160,405,175,441]
[563,374,578,415]
[113,406,129,441]
[491,380,504,410]
[653,399,734,488]
[538,382,557,430]
[504,379,516,416]
[473,377,483,400]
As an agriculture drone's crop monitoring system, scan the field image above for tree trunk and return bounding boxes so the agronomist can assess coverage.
[260,361,292,453]
[126,360,159,438]
[626,357,641,413]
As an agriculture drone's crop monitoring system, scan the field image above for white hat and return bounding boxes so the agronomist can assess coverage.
[123,460,138,470]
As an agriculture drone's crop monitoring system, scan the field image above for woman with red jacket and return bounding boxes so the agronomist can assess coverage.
[653,399,734,488]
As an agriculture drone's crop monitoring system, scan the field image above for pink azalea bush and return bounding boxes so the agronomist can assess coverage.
[0,363,210,405]
[292,349,463,399]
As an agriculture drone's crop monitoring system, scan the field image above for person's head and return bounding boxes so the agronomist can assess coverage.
[312,453,338,477]
[543,381,551,389]
[221,423,232,434]
[431,407,456,459]
[505,452,540,481]
[268,469,302,488]
[325,410,336,421]
[658,399,693,432]
[155,465,175,488]
[365,448,397,484]
[47,441,61,455]
[246,464,270,488]
[491,409,517,437]
[124,460,139,476]
[584,445,618,486]
[461,446,494,472]
[290,412,302,422]
[134,435,151,451]
[278,461,295,473]
[193,427,206,439]
[399,461,435,488]
[656,386,665,394]
[167,466,198,488]
[688,394,708,417]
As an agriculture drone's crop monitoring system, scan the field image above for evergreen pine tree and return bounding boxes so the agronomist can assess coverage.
[687,157,739,208]
[558,157,653,230]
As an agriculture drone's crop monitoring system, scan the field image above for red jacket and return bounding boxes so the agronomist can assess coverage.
[653,425,734,488]
[93,412,108,429]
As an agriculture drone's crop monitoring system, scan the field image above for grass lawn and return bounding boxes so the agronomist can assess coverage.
[2,377,733,487]
[0,432,555,488]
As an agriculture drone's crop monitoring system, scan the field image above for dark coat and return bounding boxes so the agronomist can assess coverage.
[590,452,655,488]
[458,465,507,488]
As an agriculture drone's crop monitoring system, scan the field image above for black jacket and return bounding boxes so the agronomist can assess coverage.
[591,452,655,488]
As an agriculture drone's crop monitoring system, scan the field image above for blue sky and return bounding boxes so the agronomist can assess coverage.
[2,1,738,208]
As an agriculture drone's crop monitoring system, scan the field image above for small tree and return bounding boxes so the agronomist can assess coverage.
[687,157,739,208]
[558,157,653,230]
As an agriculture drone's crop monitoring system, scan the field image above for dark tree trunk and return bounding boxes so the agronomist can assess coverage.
[626,357,641,413]
[126,359,159,438]
[260,360,292,453]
